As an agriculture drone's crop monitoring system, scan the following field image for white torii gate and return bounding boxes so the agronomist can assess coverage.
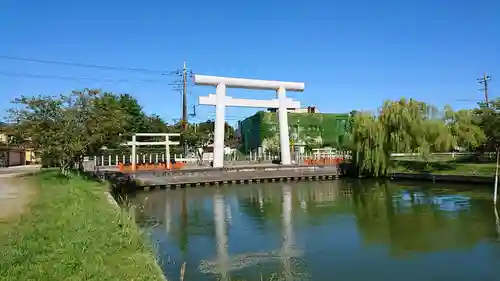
[124,133,180,171]
[194,74,305,168]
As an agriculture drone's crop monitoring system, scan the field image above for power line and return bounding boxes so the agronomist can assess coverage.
[0,71,169,84]
[0,55,179,75]
[478,71,492,104]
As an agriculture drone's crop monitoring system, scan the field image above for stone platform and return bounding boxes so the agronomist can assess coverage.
[96,164,340,191]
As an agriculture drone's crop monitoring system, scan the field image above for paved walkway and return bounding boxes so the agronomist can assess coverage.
[0,166,40,221]
[0,165,41,178]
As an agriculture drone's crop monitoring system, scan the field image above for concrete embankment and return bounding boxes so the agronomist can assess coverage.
[95,164,341,193]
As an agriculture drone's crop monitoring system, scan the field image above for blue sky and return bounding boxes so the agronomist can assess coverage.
[1,0,499,125]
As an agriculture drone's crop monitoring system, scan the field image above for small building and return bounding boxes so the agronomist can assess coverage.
[0,133,39,167]
[0,147,26,167]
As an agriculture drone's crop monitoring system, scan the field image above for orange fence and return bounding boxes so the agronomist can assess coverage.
[303,157,344,166]
[117,162,185,172]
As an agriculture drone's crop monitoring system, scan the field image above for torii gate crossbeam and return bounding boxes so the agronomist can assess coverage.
[194,74,305,168]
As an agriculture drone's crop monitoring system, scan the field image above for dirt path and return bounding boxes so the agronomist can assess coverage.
[0,167,39,221]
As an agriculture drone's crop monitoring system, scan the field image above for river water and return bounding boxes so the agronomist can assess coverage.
[129,180,500,281]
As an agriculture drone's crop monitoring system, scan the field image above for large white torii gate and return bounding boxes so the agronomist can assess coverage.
[194,74,305,168]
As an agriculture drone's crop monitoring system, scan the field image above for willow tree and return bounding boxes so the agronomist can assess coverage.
[444,106,485,151]
[348,98,484,177]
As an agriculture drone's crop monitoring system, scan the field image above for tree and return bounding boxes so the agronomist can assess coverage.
[348,98,484,177]
[444,106,485,151]
[117,93,146,134]
[9,89,128,175]
[181,120,239,164]
[183,120,214,164]
[474,99,500,151]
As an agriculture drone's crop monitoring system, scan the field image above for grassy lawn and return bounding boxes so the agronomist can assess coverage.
[392,160,497,176]
[0,171,165,281]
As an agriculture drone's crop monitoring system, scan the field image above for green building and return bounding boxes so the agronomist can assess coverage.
[238,110,350,153]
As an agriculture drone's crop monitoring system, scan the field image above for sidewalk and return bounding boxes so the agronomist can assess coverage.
[0,165,41,178]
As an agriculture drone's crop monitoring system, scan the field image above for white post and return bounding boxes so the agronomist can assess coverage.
[115,155,118,165]
[101,155,104,166]
[122,155,125,163]
[495,148,499,205]
[277,86,291,165]
[166,135,171,169]
[156,154,159,163]
[108,155,112,166]
[213,83,226,168]
[131,135,136,171]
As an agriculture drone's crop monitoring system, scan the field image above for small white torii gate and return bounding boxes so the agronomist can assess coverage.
[125,133,180,171]
[194,74,304,168]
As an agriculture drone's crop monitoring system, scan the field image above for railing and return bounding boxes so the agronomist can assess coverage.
[87,150,353,167]
[86,154,191,167]
[92,151,496,168]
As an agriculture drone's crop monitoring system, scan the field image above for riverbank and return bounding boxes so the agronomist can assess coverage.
[386,160,497,185]
[0,171,165,281]
[392,160,496,176]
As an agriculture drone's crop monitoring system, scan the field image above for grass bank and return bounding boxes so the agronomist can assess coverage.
[392,160,496,176]
[0,171,165,281]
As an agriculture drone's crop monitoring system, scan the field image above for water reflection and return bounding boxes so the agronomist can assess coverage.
[131,180,500,281]
[213,192,229,280]
[495,206,500,240]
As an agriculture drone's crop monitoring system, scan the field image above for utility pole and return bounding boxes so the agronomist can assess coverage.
[182,61,188,155]
[478,72,492,104]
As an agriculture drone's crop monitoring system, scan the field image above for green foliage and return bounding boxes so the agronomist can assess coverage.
[474,98,500,151]
[393,160,496,176]
[348,98,485,177]
[7,87,239,172]
[182,120,236,148]
[9,89,129,174]
[444,106,485,150]
[8,89,178,174]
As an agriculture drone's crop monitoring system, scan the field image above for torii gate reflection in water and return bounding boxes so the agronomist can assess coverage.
[194,74,305,168]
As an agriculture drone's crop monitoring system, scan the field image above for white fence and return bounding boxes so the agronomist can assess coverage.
[88,150,352,167]
[88,151,496,167]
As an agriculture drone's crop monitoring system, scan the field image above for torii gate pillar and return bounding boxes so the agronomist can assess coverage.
[214,83,227,168]
[276,86,291,167]
[195,74,305,168]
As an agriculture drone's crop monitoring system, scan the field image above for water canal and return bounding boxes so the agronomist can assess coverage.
[129,180,500,281]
